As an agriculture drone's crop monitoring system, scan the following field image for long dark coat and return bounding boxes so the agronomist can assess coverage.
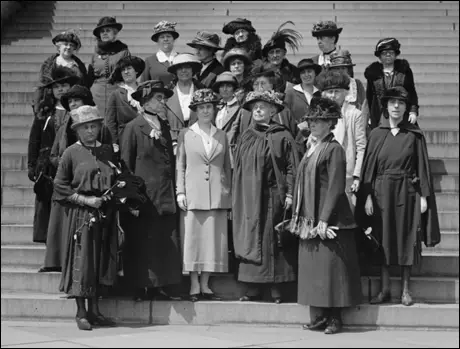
[120,115,182,288]
[232,123,299,283]
[364,59,419,129]
[196,58,225,88]
[106,87,139,145]
[140,53,177,86]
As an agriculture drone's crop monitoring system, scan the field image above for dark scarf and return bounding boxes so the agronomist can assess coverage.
[95,40,129,56]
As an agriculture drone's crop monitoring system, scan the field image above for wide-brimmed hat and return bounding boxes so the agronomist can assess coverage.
[297,58,322,76]
[187,31,223,51]
[93,16,123,38]
[41,66,80,88]
[131,80,174,104]
[243,63,286,92]
[311,20,343,37]
[374,37,401,57]
[221,48,252,70]
[70,105,104,130]
[151,20,180,42]
[52,29,82,50]
[110,56,146,84]
[262,21,302,57]
[242,90,284,113]
[317,69,350,91]
[305,97,342,120]
[329,49,356,68]
[380,86,409,105]
[212,72,239,93]
[61,85,95,112]
[222,18,256,35]
[189,88,221,111]
[167,53,202,75]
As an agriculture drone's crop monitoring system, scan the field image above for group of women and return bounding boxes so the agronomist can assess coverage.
[27,16,440,334]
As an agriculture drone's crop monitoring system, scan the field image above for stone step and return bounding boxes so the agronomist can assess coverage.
[1,291,458,329]
[1,267,458,304]
[1,243,457,276]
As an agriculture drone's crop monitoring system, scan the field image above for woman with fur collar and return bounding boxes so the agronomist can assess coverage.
[364,38,419,129]
[222,18,263,64]
[87,17,130,117]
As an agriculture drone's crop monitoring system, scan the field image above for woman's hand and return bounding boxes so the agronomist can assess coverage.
[284,196,293,210]
[421,196,428,214]
[350,179,360,193]
[408,112,418,124]
[86,196,104,209]
[177,194,187,211]
[317,221,338,240]
[365,195,374,216]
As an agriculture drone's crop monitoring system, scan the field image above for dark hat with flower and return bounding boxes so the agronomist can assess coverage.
[131,80,174,104]
[262,21,302,57]
[187,31,223,51]
[317,69,350,91]
[151,20,180,42]
[52,29,82,50]
[221,48,252,70]
[60,85,95,112]
[297,58,322,76]
[93,16,123,38]
[311,20,343,37]
[70,105,104,130]
[222,18,256,35]
[242,90,285,113]
[380,86,409,106]
[167,53,202,75]
[212,72,239,93]
[110,56,146,84]
[329,49,356,68]
[305,97,342,120]
[189,88,221,111]
[374,37,401,57]
[40,66,80,88]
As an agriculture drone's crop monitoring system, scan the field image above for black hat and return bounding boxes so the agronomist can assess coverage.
[60,85,95,112]
[297,58,322,76]
[151,20,180,42]
[317,70,350,91]
[131,80,174,104]
[93,16,123,38]
[311,20,343,38]
[40,66,80,88]
[374,38,401,57]
[189,88,221,111]
[244,63,285,93]
[242,91,285,113]
[380,86,409,106]
[52,29,82,50]
[262,21,302,57]
[222,18,256,35]
[305,97,342,120]
[110,56,146,84]
[187,31,223,51]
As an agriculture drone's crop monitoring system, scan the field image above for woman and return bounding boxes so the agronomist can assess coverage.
[364,38,419,129]
[357,87,440,306]
[121,80,182,301]
[88,16,130,116]
[221,48,253,100]
[165,53,203,151]
[107,56,146,146]
[176,89,232,302]
[310,20,342,68]
[222,18,263,63]
[232,91,299,304]
[54,105,118,330]
[141,20,179,86]
[28,67,79,244]
[292,97,362,335]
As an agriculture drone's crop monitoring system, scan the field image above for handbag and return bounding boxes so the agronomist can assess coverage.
[356,227,385,266]
[274,209,298,249]
[33,171,54,202]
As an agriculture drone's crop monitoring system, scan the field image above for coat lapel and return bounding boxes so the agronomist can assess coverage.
[198,59,217,81]
[138,116,154,138]
[219,102,241,130]
[166,91,185,125]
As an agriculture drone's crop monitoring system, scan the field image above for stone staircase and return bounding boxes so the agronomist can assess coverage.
[1,1,459,328]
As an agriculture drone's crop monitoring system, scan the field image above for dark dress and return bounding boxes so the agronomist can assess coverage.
[297,138,362,308]
[232,123,299,284]
[196,58,225,88]
[141,53,176,86]
[120,115,182,288]
[54,143,118,297]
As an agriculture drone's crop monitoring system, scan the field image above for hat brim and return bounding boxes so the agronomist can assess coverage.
[222,54,252,70]
[167,61,202,75]
[151,30,180,42]
[131,87,174,103]
[61,95,96,112]
[187,42,223,51]
[211,80,239,93]
[298,63,322,76]
[242,98,284,114]
[312,27,343,37]
[189,98,221,111]
[374,49,401,57]
[329,63,356,68]
[52,35,81,50]
[41,75,80,88]
[222,22,256,35]
[381,95,409,105]
[93,23,123,38]
[110,59,146,84]
[70,117,104,130]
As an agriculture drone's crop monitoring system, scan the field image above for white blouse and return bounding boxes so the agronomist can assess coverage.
[175,84,194,122]
[190,123,217,156]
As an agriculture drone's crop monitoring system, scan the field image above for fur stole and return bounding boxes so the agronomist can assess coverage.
[364,59,411,81]
[95,40,129,56]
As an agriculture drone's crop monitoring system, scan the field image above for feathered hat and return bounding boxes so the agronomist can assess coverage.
[305,97,342,120]
[262,21,302,57]
[40,66,80,88]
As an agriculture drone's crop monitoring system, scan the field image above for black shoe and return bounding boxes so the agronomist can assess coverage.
[155,290,182,301]
[370,291,391,304]
[239,295,262,302]
[189,293,201,302]
[201,292,222,301]
[75,317,92,331]
[38,266,61,273]
[87,313,116,327]
[324,318,342,335]
[303,316,328,331]
[401,291,414,306]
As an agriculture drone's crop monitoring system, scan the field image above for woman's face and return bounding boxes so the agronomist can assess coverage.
[52,82,71,100]
[144,92,167,116]
[251,101,275,124]
[196,103,215,124]
[99,27,117,42]
[387,98,407,120]
[300,68,317,86]
[194,45,215,62]
[307,118,332,139]
[267,48,286,67]
[379,50,397,65]
[218,83,235,100]
[234,29,249,43]
[76,121,101,144]
[121,65,137,84]
[229,58,245,77]
[316,36,336,53]
[57,41,76,58]
[322,88,348,107]
[252,76,273,93]
[330,66,349,76]
[157,33,175,53]
[68,97,84,111]
[176,64,194,82]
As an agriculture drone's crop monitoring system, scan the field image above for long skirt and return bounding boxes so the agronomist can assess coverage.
[297,229,362,308]
[43,201,67,269]
[180,209,228,273]
[237,187,298,284]
[32,197,51,243]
